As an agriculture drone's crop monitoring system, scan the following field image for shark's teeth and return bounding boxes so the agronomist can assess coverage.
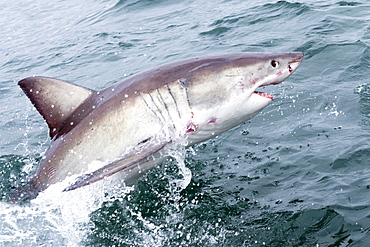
[253,91,273,100]
[260,81,281,87]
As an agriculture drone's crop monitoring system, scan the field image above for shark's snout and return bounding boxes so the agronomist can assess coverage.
[253,52,303,100]
[288,52,304,74]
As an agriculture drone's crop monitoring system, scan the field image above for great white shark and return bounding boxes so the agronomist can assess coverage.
[17,52,303,199]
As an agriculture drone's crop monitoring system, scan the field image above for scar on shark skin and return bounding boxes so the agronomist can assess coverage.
[234,81,245,88]
[207,118,217,124]
[251,78,259,84]
[186,122,198,133]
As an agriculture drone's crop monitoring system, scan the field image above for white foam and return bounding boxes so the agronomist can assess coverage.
[0,173,133,247]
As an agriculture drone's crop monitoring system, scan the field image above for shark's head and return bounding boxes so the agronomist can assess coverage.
[183,52,304,143]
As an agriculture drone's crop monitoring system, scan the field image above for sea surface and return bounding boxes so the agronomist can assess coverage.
[1,0,370,246]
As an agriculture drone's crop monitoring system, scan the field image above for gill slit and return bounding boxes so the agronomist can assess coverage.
[156,88,175,129]
[178,79,194,119]
[140,92,165,124]
[166,84,182,120]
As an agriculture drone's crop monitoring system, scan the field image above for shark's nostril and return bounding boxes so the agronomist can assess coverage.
[288,65,293,73]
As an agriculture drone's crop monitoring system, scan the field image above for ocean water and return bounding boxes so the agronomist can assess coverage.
[1,0,370,246]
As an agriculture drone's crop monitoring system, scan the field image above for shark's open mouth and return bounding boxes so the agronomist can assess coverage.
[254,81,282,100]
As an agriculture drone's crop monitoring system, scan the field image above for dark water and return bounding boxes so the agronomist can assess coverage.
[1,0,370,246]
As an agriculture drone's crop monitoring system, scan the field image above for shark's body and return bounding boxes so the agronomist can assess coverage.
[18,52,303,198]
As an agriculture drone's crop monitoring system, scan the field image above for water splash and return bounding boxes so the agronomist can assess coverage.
[0,172,134,246]
[166,143,192,194]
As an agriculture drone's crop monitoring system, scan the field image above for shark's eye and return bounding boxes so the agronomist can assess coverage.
[271,60,279,68]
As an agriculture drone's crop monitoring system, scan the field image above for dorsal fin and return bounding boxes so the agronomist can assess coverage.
[18,76,95,138]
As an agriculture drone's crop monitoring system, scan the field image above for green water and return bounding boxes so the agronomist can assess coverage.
[1,0,370,246]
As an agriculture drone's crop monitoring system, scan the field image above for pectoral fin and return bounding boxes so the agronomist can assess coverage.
[63,138,170,192]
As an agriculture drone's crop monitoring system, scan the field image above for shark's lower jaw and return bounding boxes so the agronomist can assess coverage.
[253,91,274,100]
